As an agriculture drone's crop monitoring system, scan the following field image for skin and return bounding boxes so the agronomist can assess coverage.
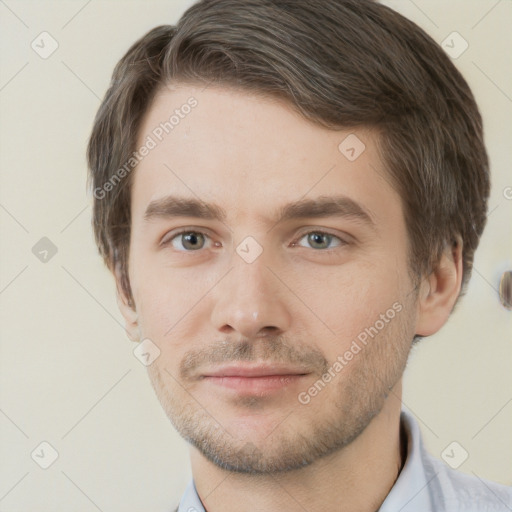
[116,84,463,512]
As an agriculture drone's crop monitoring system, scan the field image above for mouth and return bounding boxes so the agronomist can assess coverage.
[200,364,310,395]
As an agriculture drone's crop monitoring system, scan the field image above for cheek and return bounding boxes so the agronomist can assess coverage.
[294,261,403,335]
[135,283,190,343]
[130,260,217,353]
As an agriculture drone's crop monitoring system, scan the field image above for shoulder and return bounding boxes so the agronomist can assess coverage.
[423,450,512,512]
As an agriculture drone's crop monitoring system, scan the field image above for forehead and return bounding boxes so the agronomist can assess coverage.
[130,83,402,228]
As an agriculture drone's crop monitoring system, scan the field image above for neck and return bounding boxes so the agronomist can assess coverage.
[189,381,405,512]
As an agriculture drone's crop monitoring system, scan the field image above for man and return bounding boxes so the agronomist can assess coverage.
[87,0,512,510]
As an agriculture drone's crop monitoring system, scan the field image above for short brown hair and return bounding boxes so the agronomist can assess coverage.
[87,0,489,306]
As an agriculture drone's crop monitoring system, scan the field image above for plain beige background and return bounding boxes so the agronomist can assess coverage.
[0,0,511,510]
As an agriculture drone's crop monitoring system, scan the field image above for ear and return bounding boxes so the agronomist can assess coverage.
[415,237,463,337]
[114,263,140,342]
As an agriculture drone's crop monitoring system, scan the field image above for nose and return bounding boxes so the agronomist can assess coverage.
[210,256,292,339]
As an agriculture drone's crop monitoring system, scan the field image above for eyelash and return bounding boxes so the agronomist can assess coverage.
[161,228,348,252]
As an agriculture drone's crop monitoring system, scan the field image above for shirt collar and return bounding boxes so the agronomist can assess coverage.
[177,478,205,512]
[378,408,434,511]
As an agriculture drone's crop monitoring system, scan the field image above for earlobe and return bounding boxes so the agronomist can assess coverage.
[415,237,463,337]
[114,264,140,342]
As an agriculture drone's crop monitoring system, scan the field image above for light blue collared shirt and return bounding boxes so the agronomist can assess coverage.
[174,409,512,511]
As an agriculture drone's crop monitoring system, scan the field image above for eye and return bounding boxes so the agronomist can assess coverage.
[165,230,211,251]
[294,231,346,250]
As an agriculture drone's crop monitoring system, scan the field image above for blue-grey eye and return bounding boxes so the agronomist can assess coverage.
[297,232,342,250]
[171,231,206,251]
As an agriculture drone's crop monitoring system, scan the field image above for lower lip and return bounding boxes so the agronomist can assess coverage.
[202,374,307,394]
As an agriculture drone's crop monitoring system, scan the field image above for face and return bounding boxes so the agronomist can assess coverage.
[124,83,420,473]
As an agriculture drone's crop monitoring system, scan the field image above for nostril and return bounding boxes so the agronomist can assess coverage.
[256,326,280,337]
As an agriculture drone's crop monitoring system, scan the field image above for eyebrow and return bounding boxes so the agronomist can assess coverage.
[144,195,376,227]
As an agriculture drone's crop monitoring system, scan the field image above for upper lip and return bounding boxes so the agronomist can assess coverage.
[202,364,309,378]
